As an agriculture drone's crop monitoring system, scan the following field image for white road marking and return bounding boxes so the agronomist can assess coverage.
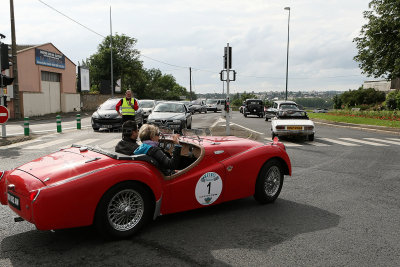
[387,138,400,142]
[339,138,389,146]
[230,122,264,135]
[101,139,119,148]
[319,138,361,146]
[73,138,99,145]
[0,139,41,149]
[306,141,330,146]
[364,138,400,145]
[25,139,73,149]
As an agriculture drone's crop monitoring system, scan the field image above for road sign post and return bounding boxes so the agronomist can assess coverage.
[0,105,9,137]
[221,43,237,136]
[76,114,81,130]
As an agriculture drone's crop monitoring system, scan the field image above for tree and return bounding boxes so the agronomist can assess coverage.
[87,33,143,92]
[353,0,400,79]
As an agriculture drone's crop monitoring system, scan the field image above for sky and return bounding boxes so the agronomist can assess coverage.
[0,0,378,94]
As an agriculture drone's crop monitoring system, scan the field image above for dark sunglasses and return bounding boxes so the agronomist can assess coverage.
[155,132,161,136]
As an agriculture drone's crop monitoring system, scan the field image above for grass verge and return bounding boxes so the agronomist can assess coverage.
[308,113,400,128]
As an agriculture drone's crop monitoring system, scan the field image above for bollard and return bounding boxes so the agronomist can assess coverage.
[56,115,62,133]
[76,114,81,129]
[24,117,29,136]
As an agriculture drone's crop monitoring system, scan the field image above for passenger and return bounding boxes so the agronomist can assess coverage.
[115,120,139,155]
[134,124,182,174]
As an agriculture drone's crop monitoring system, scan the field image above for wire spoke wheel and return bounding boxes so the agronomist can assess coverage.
[107,189,144,232]
[254,160,284,204]
[264,166,281,197]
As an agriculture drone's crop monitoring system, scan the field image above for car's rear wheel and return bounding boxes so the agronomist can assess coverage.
[308,134,314,141]
[93,127,99,131]
[254,160,284,204]
[95,182,153,239]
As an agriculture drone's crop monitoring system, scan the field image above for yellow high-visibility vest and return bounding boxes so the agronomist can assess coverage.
[121,98,136,115]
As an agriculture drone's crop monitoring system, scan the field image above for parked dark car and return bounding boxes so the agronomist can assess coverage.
[147,101,192,133]
[191,99,207,113]
[91,98,144,131]
[243,99,264,118]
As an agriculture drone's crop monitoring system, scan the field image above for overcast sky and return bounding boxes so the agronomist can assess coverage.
[1,0,377,94]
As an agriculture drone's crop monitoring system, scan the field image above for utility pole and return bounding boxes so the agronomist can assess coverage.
[189,67,192,101]
[10,0,21,118]
[110,6,114,98]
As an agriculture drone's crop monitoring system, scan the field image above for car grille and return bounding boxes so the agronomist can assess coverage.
[93,118,122,124]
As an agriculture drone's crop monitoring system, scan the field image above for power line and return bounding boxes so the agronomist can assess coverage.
[38,0,105,38]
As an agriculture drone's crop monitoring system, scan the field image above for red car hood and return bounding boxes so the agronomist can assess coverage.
[16,148,111,186]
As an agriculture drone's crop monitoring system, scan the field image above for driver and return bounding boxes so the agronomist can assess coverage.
[134,124,182,174]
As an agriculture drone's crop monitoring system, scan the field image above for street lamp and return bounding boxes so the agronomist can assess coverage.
[284,7,290,100]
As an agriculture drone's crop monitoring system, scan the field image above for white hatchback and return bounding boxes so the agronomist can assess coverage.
[271,110,315,141]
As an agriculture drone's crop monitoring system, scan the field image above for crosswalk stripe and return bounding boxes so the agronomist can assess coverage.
[25,139,72,149]
[319,138,361,146]
[306,141,330,146]
[280,141,302,147]
[387,138,400,142]
[101,139,119,148]
[364,138,400,145]
[339,138,389,146]
[74,138,99,145]
[0,139,41,149]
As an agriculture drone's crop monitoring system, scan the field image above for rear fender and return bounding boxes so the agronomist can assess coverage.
[0,171,7,205]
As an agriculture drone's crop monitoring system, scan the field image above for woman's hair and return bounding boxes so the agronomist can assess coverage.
[122,120,138,139]
[138,124,159,141]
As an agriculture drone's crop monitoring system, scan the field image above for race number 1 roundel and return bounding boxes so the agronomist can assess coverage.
[195,172,223,205]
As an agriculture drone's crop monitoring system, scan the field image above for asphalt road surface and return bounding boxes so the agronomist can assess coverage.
[0,111,399,266]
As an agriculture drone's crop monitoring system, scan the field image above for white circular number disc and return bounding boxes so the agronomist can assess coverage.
[195,172,223,205]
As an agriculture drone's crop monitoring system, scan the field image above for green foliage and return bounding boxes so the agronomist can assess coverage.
[231,92,257,106]
[353,0,400,79]
[333,95,342,109]
[293,97,333,109]
[84,33,190,100]
[339,87,386,108]
[385,89,400,109]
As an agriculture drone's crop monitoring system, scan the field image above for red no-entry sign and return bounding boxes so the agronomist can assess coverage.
[0,105,9,124]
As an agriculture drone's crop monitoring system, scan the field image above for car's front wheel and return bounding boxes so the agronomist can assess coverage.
[95,182,154,239]
[254,160,284,204]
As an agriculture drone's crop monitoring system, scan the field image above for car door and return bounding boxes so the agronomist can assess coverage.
[162,154,227,215]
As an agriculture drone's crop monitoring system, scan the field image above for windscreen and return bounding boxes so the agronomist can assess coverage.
[206,99,218,104]
[100,99,119,110]
[139,101,155,108]
[154,103,185,113]
[280,104,299,110]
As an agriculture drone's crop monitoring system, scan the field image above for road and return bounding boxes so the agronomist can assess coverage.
[0,111,399,266]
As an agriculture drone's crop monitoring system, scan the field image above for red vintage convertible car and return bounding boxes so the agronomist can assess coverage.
[0,132,291,239]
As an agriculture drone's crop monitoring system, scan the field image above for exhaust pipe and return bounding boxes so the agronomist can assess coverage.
[14,217,24,222]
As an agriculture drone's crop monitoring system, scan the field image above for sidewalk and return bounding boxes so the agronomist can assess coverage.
[0,111,93,146]
[313,119,400,136]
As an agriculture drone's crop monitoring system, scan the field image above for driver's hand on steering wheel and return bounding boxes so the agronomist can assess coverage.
[172,134,180,144]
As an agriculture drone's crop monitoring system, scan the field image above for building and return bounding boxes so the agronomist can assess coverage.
[5,43,80,118]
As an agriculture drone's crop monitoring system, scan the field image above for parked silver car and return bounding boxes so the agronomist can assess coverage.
[138,99,157,122]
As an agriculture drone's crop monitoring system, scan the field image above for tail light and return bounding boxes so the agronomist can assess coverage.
[0,171,7,205]
[29,190,40,202]
[304,126,314,130]
[276,125,285,130]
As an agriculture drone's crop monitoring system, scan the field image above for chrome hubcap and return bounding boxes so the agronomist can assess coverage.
[107,189,144,231]
[264,166,281,196]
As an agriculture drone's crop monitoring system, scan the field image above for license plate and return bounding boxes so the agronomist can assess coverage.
[7,192,20,210]
[102,125,113,129]
[287,126,303,130]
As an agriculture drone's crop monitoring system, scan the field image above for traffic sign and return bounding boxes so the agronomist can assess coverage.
[0,105,9,124]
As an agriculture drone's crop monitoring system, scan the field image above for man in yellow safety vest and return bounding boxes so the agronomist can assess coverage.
[116,90,139,123]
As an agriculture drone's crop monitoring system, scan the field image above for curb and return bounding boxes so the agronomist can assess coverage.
[312,119,400,136]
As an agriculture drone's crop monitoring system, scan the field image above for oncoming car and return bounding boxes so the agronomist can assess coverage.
[271,110,315,141]
[0,132,291,239]
[147,101,192,133]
